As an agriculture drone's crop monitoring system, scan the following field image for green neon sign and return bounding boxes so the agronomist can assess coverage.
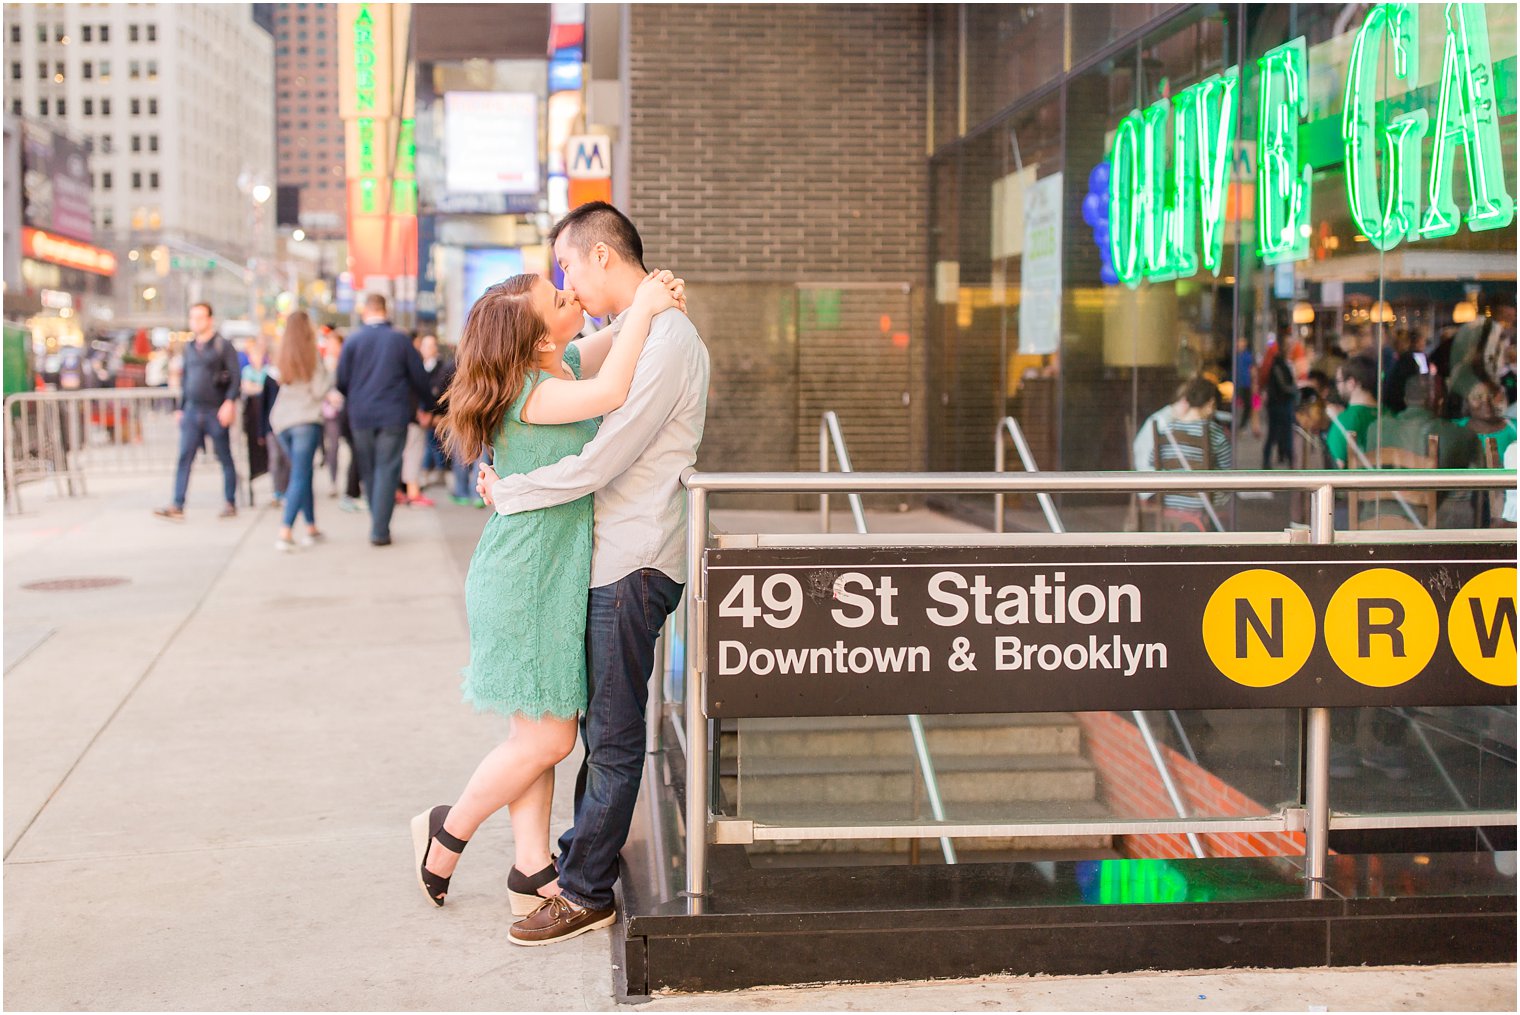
[353,6,376,113]
[1103,2,1514,288]
[1256,37,1311,265]
[1343,4,1426,250]
[1107,69,1238,288]
[1421,2,1514,237]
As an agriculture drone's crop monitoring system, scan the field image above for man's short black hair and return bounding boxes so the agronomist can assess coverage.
[191,302,214,317]
[548,201,645,270]
[1339,354,1377,394]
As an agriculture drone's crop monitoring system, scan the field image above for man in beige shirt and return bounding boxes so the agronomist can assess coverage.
[483,203,710,946]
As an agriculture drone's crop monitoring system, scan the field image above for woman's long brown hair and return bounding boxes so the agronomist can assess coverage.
[437,274,546,462]
[275,310,319,385]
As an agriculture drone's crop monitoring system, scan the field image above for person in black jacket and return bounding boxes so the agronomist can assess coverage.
[335,293,437,545]
[1260,338,1299,469]
[155,302,242,520]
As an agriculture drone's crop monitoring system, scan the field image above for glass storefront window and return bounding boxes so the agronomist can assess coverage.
[920,2,1516,854]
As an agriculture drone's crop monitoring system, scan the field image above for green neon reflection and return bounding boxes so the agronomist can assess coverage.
[1107,70,1237,288]
[1109,114,1144,288]
[1343,4,1428,251]
[1257,37,1311,264]
[1166,87,1201,281]
[1140,102,1172,280]
[1421,2,1515,237]
[1185,71,1238,276]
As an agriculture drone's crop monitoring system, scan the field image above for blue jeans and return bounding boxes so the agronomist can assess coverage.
[173,405,237,508]
[423,428,445,472]
[450,452,487,500]
[276,423,322,528]
[351,423,408,541]
[557,568,684,911]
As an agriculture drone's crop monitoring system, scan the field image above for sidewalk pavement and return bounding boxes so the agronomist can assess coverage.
[4,474,1515,1011]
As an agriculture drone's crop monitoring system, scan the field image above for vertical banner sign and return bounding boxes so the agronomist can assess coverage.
[1018,172,1063,355]
[339,3,414,286]
[703,544,1516,718]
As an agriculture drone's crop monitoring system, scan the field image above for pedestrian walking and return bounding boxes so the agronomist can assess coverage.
[1260,339,1298,468]
[268,311,334,552]
[334,293,438,546]
[319,330,347,493]
[1232,337,1255,432]
[409,257,685,933]
[154,302,241,521]
[399,333,443,508]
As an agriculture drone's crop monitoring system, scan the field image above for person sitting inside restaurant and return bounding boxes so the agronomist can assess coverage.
[1371,372,1479,469]
[1325,354,1380,467]
[1455,378,1517,463]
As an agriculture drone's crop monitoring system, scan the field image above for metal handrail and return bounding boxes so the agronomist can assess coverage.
[691,469,1514,495]
[4,387,255,513]
[818,411,868,534]
[995,417,1202,858]
[993,417,1065,534]
[680,468,1517,898]
[1328,413,1424,528]
[817,411,955,864]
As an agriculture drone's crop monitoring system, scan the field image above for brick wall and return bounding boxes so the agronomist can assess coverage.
[1077,710,1311,860]
[626,4,930,478]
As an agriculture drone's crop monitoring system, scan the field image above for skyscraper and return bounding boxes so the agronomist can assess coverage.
[3,3,275,325]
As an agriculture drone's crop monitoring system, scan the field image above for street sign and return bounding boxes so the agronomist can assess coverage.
[169,255,216,271]
[703,543,1517,718]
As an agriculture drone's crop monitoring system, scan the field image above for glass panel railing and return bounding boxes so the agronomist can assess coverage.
[725,708,1306,860]
[1328,706,1516,818]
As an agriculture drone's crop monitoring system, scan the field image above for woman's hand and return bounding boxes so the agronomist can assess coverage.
[630,269,683,320]
[477,462,499,506]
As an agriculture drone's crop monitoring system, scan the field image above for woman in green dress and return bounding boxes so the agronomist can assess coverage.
[411,269,683,914]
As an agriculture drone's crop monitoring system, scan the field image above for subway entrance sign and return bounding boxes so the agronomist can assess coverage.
[703,543,1516,718]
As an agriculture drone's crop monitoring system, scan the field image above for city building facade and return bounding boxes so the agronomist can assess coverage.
[3,2,275,329]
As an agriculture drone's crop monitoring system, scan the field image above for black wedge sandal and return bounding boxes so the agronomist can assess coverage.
[410,805,469,907]
[507,858,560,916]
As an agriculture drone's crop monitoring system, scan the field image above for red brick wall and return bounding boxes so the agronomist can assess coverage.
[1076,711,1309,859]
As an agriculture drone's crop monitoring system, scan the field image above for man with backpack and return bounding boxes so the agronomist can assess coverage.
[335,293,436,546]
[155,302,242,521]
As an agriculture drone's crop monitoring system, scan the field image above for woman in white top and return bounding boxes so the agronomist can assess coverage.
[268,312,335,551]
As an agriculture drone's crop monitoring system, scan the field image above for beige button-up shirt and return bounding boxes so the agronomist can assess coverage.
[489,307,711,588]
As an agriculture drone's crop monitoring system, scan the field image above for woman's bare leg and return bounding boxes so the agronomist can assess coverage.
[424,713,577,879]
[506,768,557,877]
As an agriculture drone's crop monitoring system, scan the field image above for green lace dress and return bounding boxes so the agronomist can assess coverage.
[461,344,597,720]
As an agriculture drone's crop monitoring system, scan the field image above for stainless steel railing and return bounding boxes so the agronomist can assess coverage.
[818,411,868,534]
[4,387,252,513]
[996,417,1205,857]
[681,467,1518,898]
[993,417,1065,534]
[819,412,955,864]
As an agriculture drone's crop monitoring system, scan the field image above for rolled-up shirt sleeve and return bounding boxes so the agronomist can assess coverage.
[491,334,686,514]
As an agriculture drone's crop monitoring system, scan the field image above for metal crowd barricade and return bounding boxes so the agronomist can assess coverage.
[680,468,1518,898]
[3,388,251,514]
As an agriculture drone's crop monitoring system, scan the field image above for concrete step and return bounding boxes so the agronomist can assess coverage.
[734,800,1115,855]
[723,753,1098,806]
[722,713,1083,759]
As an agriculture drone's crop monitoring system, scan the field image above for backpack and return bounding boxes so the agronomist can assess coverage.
[209,335,233,394]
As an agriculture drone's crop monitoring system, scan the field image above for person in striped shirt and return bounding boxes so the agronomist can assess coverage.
[1154,377,1232,525]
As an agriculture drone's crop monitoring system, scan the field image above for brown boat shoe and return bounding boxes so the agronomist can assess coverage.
[508,895,615,947]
